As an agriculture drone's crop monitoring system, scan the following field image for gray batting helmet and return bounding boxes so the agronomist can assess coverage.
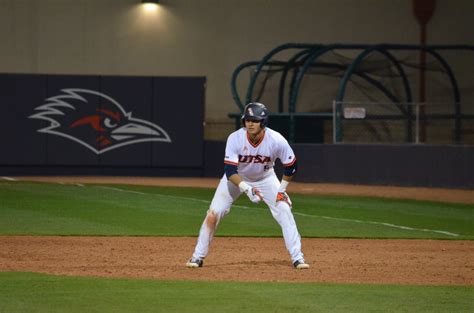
[241,102,269,128]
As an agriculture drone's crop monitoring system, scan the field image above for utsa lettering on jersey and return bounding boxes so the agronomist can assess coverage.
[186,102,309,269]
[238,154,271,164]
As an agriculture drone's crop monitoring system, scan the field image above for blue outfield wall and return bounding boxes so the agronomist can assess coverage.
[0,73,205,176]
[1,140,472,189]
[292,144,474,188]
[204,141,474,189]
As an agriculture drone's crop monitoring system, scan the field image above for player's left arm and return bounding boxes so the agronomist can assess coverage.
[276,142,298,206]
[277,162,297,205]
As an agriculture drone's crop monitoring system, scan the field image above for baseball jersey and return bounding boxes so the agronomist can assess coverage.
[223,127,296,182]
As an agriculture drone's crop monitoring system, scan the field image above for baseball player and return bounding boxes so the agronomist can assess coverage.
[186,102,309,269]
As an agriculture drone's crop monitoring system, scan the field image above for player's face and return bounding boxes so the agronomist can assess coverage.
[244,119,263,136]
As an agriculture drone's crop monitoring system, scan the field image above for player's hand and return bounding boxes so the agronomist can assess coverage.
[239,181,263,204]
[245,187,263,204]
[276,179,292,207]
[276,191,292,207]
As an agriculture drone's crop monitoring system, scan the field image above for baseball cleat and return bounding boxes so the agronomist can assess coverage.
[186,257,203,268]
[293,259,310,269]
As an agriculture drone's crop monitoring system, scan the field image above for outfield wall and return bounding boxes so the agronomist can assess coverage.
[0,73,205,174]
[1,141,472,189]
[293,144,473,188]
[204,141,474,189]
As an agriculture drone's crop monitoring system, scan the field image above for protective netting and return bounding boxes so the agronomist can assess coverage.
[241,47,473,144]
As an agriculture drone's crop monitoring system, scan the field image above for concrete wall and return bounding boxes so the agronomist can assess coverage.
[1,0,473,140]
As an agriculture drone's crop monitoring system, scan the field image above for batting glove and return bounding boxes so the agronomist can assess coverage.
[276,180,292,207]
[276,191,292,207]
[239,181,263,204]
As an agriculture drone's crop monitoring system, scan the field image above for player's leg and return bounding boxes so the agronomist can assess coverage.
[256,175,307,267]
[187,175,240,267]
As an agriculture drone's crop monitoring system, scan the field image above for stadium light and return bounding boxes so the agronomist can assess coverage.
[141,0,159,12]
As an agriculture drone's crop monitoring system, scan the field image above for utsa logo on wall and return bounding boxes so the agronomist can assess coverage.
[30,89,171,154]
[0,74,205,167]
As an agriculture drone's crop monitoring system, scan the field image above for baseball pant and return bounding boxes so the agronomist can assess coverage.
[192,174,304,263]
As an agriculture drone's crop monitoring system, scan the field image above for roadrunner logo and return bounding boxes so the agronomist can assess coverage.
[29,88,172,154]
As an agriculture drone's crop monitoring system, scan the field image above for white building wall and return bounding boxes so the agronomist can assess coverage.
[0,0,472,139]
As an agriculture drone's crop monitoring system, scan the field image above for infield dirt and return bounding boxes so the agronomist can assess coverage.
[1,236,473,285]
[1,176,473,285]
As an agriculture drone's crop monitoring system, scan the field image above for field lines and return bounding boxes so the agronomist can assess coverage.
[94,184,461,237]
[0,181,471,239]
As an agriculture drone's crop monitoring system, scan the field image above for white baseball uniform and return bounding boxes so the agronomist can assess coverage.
[191,127,304,263]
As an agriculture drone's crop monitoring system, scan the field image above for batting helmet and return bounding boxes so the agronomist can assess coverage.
[241,102,269,128]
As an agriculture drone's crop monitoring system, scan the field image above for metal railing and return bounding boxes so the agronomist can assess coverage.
[332,101,474,144]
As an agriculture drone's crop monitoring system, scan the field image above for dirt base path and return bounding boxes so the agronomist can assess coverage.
[0,236,472,286]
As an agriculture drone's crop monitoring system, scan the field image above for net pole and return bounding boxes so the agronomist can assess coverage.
[332,100,336,143]
[415,103,420,144]
[413,0,436,143]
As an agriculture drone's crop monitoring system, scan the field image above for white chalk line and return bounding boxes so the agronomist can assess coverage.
[293,211,459,237]
[0,182,461,237]
[1,177,85,187]
[93,185,460,237]
[95,186,210,204]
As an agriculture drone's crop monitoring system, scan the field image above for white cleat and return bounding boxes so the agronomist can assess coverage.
[186,257,203,268]
[293,259,310,269]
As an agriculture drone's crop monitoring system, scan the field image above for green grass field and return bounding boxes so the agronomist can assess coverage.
[0,181,472,239]
[0,180,472,313]
[1,272,472,313]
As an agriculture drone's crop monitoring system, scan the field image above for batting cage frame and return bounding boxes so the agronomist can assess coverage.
[229,43,474,144]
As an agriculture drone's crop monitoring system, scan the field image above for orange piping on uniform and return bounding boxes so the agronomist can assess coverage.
[224,160,238,166]
[246,130,265,148]
[283,157,297,167]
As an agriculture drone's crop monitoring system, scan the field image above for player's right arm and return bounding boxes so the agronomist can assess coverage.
[223,132,262,203]
[226,171,242,186]
[226,171,262,204]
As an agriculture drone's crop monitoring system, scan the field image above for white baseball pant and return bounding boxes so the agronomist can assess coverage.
[192,174,304,263]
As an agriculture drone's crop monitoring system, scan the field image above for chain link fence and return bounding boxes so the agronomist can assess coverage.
[332,101,474,145]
